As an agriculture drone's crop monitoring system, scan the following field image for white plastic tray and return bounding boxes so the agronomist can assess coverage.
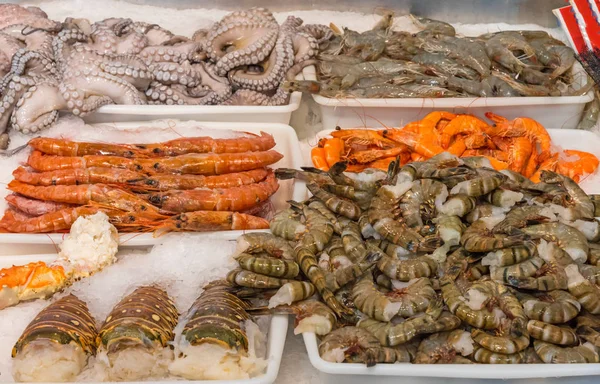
[0,254,289,384]
[303,64,594,130]
[304,128,600,383]
[314,128,600,194]
[0,121,307,249]
[303,332,600,384]
[83,73,304,126]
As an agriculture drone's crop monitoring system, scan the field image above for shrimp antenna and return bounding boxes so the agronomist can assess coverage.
[0,143,29,157]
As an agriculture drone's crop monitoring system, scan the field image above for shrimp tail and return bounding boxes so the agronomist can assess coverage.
[328,161,349,175]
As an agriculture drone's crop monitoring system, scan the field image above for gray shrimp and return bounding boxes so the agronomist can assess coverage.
[399,179,449,228]
[461,219,523,253]
[268,281,317,308]
[414,330,475,364]
[226,269,293,289]
[527,320,579,346]
[437,194,477,217]
[234,232,294,260]
[377,254,438,281]
[325,250,381,292]
[472,345,527,364]
[441,263,505,329]
[520,222,589,264]
[471,327,530,355]
[450,172,506,197]
[236,254,300,279]
[519,290,581,324]
[341,221,369,263]
[465,203,509,223]
[352,273,403,322]
[270,208,306,241]
[410,14,456,37]
[318,326,391,366]
[482,241,537,267]
[485,33,535,73]
[541,170,595,220]
[358,298,460,346]
[368,182,441,252]
[490,256,544,284]
[307,181,362,220]
[386,277,437,317]
[576,313,600,347]
[492,205,555,234]
[533,340,599,363]
[566,264,600,314]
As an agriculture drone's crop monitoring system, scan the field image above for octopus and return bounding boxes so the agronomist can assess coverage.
[0,6,333,149]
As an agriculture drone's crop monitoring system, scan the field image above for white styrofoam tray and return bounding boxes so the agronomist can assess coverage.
[83,73,304,126]
[0,254,289,384]
[314,128,600,194]
[303,63,594,130]
[0,120,307,248]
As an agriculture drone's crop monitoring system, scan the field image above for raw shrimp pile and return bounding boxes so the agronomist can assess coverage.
[312,112,599,182]
[0,131,284,234]
[285,13,589,99]
[222,153,600,365]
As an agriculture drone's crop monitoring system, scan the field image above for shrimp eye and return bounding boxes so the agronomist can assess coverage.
[149,196,162,205]
[153,163,160,169]
[135,165,143,171]
[140,205,147,211]
[128,215,135,222]
[153,148,161,154]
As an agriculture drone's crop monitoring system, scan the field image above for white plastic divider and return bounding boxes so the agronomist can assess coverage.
[303,64,594,130]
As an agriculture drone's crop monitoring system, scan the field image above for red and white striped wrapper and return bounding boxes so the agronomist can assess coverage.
[553,0,600,53]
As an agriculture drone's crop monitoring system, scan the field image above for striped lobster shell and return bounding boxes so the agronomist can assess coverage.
[182,282,250,350]
[12,294,97,357]
[98,286,178,353]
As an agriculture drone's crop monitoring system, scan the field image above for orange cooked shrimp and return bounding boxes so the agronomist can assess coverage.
[439,115,490,148]
[153,211,270,236]
[507,137,533,173]
[143,171,280,213]
[384,129,444,158]
[530,153,558,183]
[462,149,509,162]
[28,151,132,172]
[28,132,276,157]
[12,166,144,186]
[485,156,509,170]
[5,194,76,216]
[0,206,100,233]
[557,150,600,182]
[331,129,397,148]
[0,262,69,309]
[366,157,400,170]
[28,138,138,158]
[324,138,345,167]
[348,146,408,164]
[447,136,467,156]
[134,131,276,156]
[127,168,271,191]
[311,147,329,171]
[28,150,284,175]
[523,151,538,178]
[7,181,164,219]
[485,113,552,161]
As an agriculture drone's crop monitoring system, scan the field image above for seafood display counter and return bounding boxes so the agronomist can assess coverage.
[4,1,600,384]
